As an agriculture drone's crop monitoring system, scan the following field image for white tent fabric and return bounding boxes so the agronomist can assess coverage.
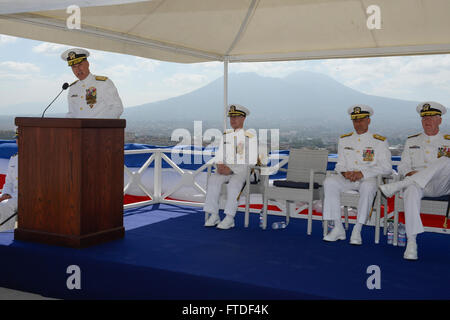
[0,0,148,15]
[0,0,449,64]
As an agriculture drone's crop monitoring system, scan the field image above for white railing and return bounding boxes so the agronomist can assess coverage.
[122,149,415,226]
[123,148,289,211]
[123,151,449,235]
[123,148,340,222]
[124,148,216,209]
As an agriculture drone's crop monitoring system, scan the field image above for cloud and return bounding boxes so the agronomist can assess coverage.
[135,57,160,71]
[402,55,450,73]
[0,71,72,110]
[32,42,70,55]
[122,73,212,105]
[196,61,222,69]
[2,36,450,112]
[0,35,18,44]
[231,61,305,77]
[163,73,208,87]
[225,55,449,104]
[96,64,138,81]
[0,61,40,73]
[302,55,450,105]
[31,43,110,62]
[85,49,110,61]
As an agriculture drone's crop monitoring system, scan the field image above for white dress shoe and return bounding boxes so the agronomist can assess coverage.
[403,241,418,260]
[323,226,346,242]
[349,228,362,245]
[379,178,412,198]
[204,213,221,227]
[216,215,235,230]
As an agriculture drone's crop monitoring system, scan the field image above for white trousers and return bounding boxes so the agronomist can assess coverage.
[323,174,377,225]
[0,198,17,232]
[403,157,450,236]
[203,173,246,217]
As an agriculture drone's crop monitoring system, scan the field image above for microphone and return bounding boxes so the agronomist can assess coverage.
[41,82,70,118]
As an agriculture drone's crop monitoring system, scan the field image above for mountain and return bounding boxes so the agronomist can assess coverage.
[122,71,422,131]
[1,71,446,135]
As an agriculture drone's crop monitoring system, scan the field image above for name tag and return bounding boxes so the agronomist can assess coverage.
[409,145,420,149]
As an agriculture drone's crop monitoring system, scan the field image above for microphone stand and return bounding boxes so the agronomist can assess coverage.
[0,211,17,227]
[41,83,69,118]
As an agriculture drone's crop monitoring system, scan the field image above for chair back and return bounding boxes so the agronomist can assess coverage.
[286,148,328,184]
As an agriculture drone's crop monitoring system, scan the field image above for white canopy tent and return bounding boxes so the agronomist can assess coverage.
[1,0,450,127]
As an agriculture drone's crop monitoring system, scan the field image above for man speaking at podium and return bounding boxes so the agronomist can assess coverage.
[61,48,123,119]
[0,129,19,232]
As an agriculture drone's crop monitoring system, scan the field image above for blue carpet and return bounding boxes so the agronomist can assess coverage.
[0,203,448,300]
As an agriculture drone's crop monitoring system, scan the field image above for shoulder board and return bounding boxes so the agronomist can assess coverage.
[340,132,353,139]
[373,134,386,141]
[444,134,450,140]
[408,133,421,139]
[95,76,108,81]
[245,131,255,138]
[70,80,79,86]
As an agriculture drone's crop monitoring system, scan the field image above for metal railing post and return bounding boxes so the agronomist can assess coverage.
[153,150,162,203]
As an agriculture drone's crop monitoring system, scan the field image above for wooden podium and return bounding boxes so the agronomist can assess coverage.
[14,117,126,248]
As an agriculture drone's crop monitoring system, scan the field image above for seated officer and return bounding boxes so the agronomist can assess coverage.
[203,104,257,230]
[61,48,123,119]
[380,101,449,260]
[323,105,392,244]
[0,129,19,231]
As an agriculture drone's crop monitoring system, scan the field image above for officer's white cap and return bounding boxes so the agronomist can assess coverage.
[61,48,90,66]
[228,104,250,117]
[416,101,446,117]
[347,104,373,120]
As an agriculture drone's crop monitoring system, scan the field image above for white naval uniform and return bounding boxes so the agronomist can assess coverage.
[66,73,123,119]
[0,154,18,231]
[203,128,257,217]
[323,131,392,224]
[397,132,450,236]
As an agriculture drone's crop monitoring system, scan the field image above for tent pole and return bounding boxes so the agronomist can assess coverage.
[223,59,229,132]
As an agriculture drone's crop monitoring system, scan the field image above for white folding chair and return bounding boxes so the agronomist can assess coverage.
[243,165,268,227]
[204,164,266,226]
[261,148,328,235]
[391,193,450,245]
[331,173,393,243]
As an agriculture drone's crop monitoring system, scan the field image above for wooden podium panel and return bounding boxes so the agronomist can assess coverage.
[14,117,126,248]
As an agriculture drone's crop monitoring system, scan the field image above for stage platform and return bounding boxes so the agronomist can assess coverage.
[0,203,448,300]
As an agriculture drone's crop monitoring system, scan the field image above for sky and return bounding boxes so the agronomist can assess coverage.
[1,33,450,115]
